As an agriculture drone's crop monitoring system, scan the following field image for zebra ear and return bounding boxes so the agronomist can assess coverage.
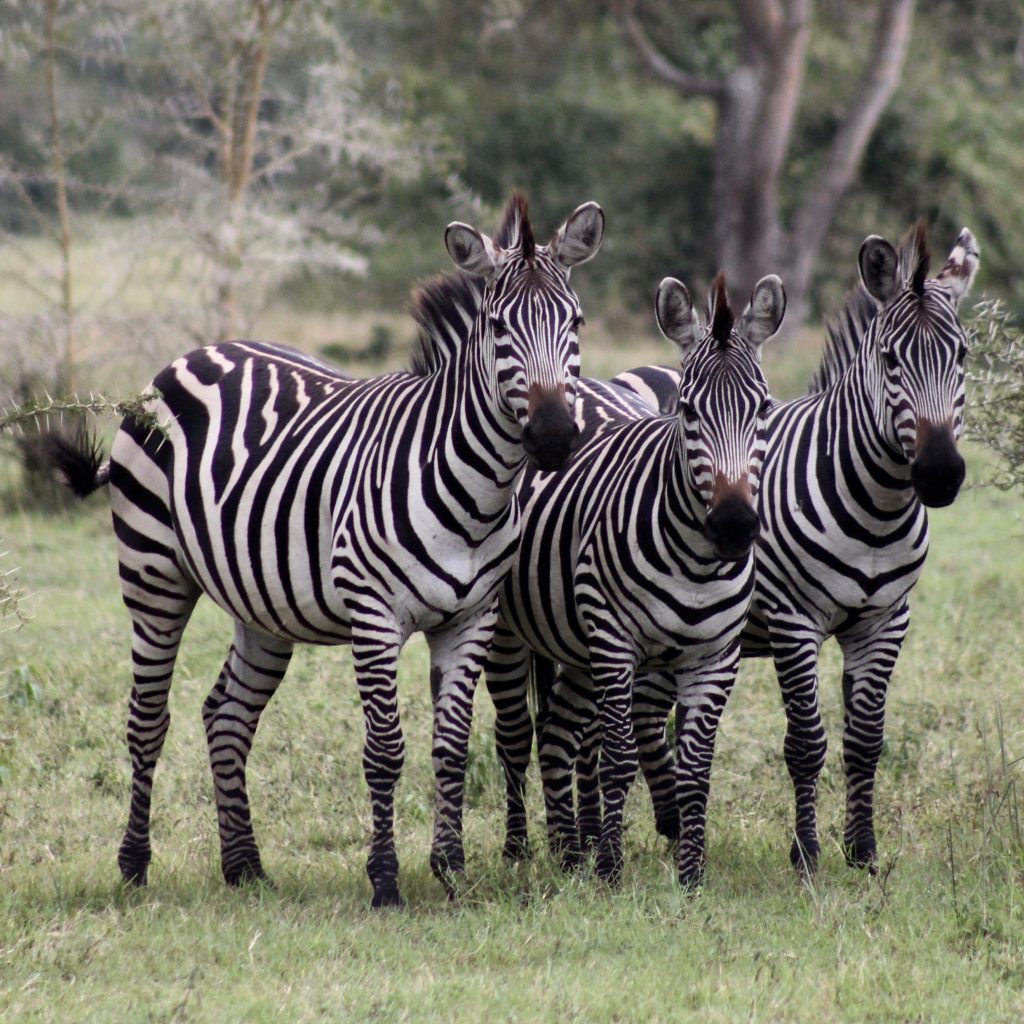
[655,277,699,358]
[935,228,980,307]
[859,236,900,304]
[550,202,605,270]
[445,223,501,280]
[738,274,786,350]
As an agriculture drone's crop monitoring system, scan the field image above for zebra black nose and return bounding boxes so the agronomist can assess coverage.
[703,497,760,561]
[522,395,580,472]
[911,429,965,508]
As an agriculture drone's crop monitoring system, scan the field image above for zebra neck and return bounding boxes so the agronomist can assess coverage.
[429,343,526,522]
[662,419,709,539]
[820,357,916,513]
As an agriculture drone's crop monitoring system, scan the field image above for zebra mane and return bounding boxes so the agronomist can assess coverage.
[496,192,535,262]
[809,284,877,394]
[706,272,734,347]
[898,218,930,298]
[409,271,484,377]
[809,219,933,393]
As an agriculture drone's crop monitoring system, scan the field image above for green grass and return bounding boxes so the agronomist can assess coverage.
[2,445,1023,1022]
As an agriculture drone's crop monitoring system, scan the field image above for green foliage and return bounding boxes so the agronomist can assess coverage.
[966,300,1024,492]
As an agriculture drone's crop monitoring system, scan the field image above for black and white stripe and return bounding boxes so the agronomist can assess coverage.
[484,273,785,887]
[603,224,980,874]
[49,194,605,907]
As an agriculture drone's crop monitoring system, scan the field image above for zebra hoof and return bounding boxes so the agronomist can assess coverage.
[843,835,877,872]
[655,808,680,842]
[117,842,151,887]
[578,823,601,854]
[223,860,273,888]
[595,847,624,887]
[501,834,532,863]
[677,861,706,893]
[789,836,820,877]
[370,885,405,910]
[550,836,583,873]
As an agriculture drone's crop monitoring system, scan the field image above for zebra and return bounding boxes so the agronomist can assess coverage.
[47,193,605,908]
[577,222,980,876]
[484,271,786,887]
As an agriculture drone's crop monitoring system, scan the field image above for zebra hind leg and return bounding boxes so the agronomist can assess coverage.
[674,650,740,890]
[537,666,596,872]
[119,600,197,886]
[426,613,500,899]
[593,663,639,887]
[632,670,678,842]
[483,624,535,863]
[203,623,293,887]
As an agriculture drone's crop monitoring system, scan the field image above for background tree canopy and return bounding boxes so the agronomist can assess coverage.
[0,0,1020,344]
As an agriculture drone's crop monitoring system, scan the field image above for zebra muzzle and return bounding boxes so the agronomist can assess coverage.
[703,495,760,561]
[522,388,580,472]
[911,421,965,508]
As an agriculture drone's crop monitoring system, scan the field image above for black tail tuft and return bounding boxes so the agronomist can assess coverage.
[44,429,109,498]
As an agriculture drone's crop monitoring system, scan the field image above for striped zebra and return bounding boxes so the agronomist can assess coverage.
[48,194,605,908]
[484,272,786,886]
[591,223,980,875]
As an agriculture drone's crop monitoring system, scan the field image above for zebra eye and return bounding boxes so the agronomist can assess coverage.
[490,317,508,339]
[758,398,773,418]
[571,315,585,333]
[955,345,967,366]
[883,349,899,371]
[679,399,696,420]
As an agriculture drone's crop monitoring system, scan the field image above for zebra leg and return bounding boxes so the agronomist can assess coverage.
[674,646,740,889]
[426,610,497,898]
[837,607,908,870]
[119,600,197,886]
[351,631,406,909]
[593,662,639,886]
[202,624,293,886]
[483,622,534,862]
[632,670,678,841]
[537,665,596,871]
[772,631,827,875]
[574,701,602,853]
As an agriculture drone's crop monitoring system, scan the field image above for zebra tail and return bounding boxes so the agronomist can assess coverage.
[45,430,110,498]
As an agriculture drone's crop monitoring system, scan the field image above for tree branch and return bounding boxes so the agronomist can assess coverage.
[789,0,915,261]
[615,1,727,100]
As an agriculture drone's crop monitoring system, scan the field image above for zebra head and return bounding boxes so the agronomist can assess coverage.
[859,222,980,508]
[445,194,604,471]
[656,272,785,561]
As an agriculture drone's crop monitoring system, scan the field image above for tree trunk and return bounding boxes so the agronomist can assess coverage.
[617,0,915,334]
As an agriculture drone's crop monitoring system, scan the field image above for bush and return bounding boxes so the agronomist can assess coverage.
[966,300,1024,492]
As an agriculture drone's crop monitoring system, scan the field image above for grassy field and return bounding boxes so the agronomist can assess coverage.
[2,314,1024,1022]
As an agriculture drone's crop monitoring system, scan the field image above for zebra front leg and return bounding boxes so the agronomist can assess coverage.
[426,611,497,898]
[592,661,639,886]
[119,603,196,886]
[674,647,740,889]
[537,666,596,871]
[633,670,678,842]
[203,624,293,887]
[838,607,908,870]
[772,631,827,875]
[352,631,406,908]
[483,622,535,862]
